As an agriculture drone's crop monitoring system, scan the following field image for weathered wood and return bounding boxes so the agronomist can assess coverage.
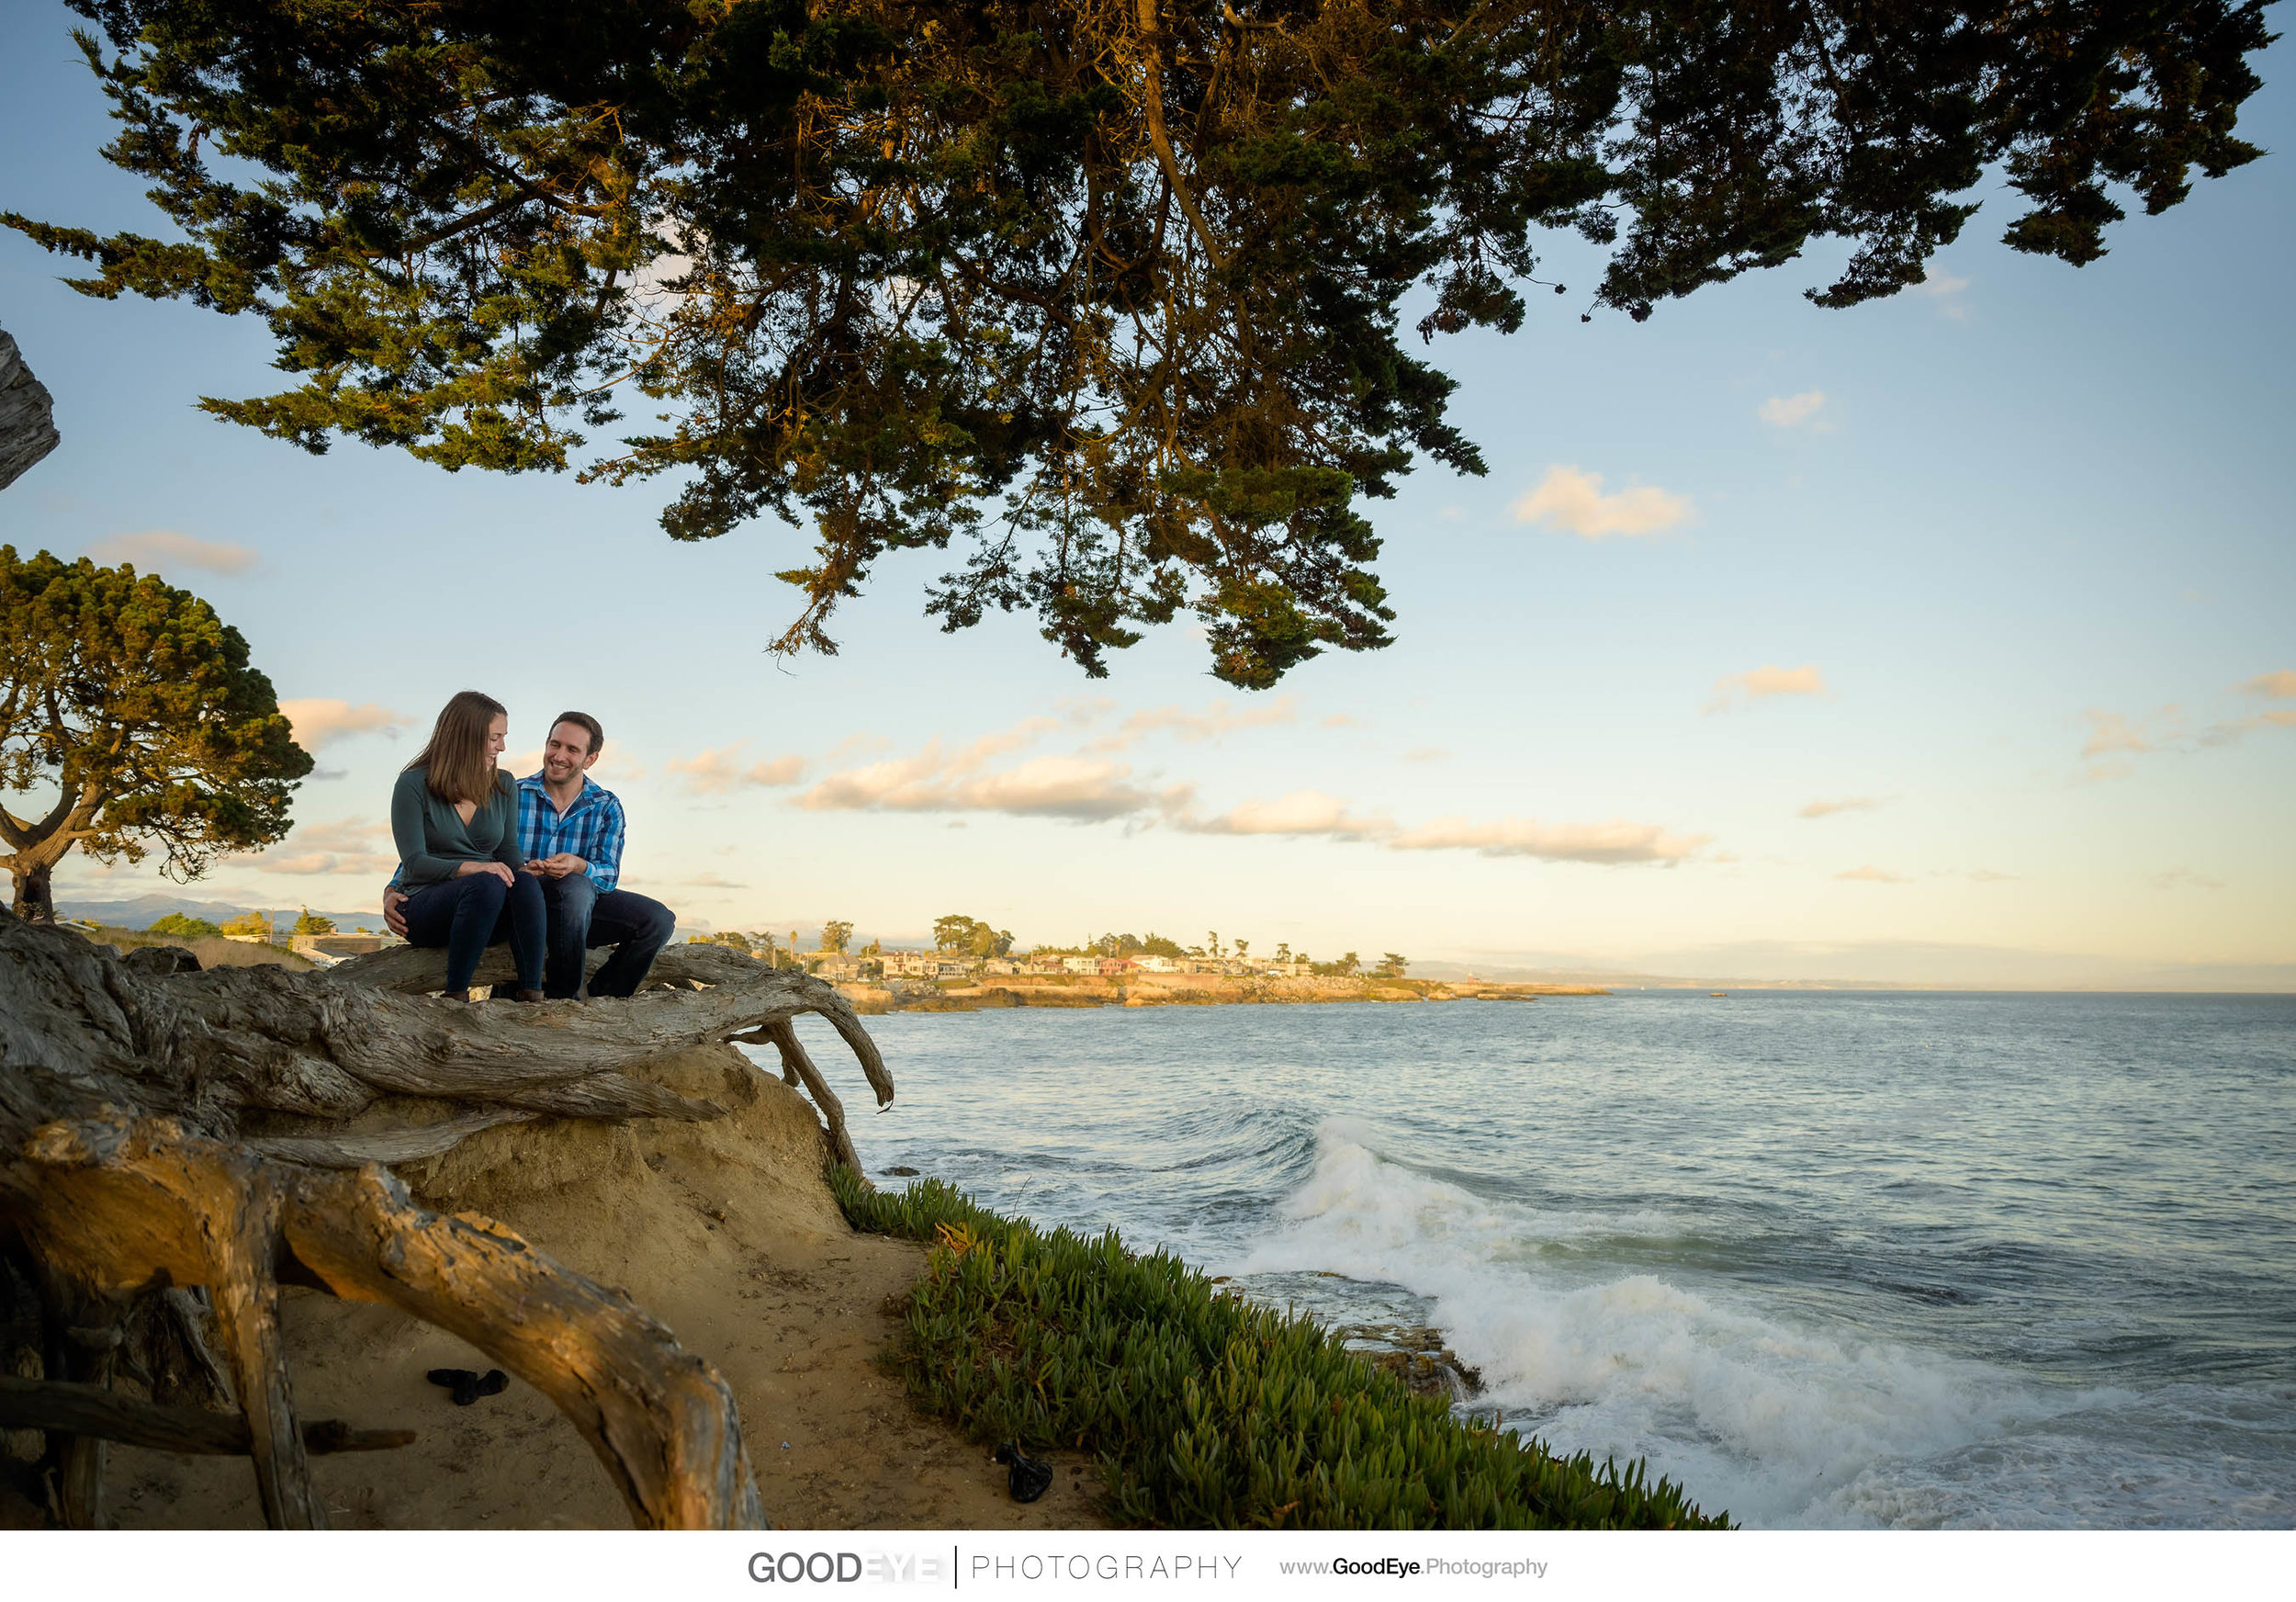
[0,1375,414,1456]
[0,908,884,1530]
[739,1021,863,1179]
[246,1109,538,1169]
[0,329,60,495]
[278,1163,764,1529]
[12,1116,324,1528]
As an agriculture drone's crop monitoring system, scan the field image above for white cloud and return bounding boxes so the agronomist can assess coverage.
[2239,670,2296,700]
[1759,391,1828,428]
[1911,270,1972,321]
[1389,817,1707,864]
[1088,695,1300,752]
[1179,791,1393,840]
[1512,466,1693,539]
[2078,709,2154,758]
[663,743,809,794]
[232,816,394,876]
[1402,747,1448,763]
[1320,714,1367,730]
[1964,869,2020,883]
[793,718,1152,820]
[279,699,411,752]
[2151,867,2226,891]
[2200,708,2296,747]
[1836,864,1910,884]
[84,529,258,575]
[1799,795,1882,818]
[1705,664,1828,714]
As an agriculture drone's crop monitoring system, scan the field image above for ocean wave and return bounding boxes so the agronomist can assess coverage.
[1230,1120,2108,1527]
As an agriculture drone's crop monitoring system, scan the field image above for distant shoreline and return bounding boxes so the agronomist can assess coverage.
[833,972,1609,1014]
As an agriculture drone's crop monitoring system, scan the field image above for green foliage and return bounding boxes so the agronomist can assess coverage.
[145,911,222,940]
[1139,932,1187,960]
[934,913,1014,958]
[1377,952,1408,977]
[833,1170,1727,1530]
[821,919,855,953]
[0,547,312,919]
[9,1,2270,686]
[290,906,335,935]
[219,910,272,940]
[1312,951,1362,977]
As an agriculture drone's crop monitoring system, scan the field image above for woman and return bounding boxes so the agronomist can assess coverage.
[389,690,546,1001]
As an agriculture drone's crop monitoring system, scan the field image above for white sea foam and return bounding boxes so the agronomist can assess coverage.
[1230,1120,2101,1527]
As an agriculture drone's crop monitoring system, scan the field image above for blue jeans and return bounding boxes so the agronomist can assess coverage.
[400,869,546,993]
[538,874,677,998]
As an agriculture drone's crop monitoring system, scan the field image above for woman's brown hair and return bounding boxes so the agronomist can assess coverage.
[407,690,508,805]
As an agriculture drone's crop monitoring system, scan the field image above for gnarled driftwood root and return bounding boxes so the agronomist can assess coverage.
[0,913,896,1529]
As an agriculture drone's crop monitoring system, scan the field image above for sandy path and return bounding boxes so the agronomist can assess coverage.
[103,1047,1104,1531]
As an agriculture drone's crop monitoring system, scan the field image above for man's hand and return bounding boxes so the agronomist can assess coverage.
[536,852,588,879]
[383,886,408,938]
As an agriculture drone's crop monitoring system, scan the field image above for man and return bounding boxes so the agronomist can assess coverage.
[386,711,676,998]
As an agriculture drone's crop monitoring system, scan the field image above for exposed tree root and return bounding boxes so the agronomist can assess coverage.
[0,913,896,1529]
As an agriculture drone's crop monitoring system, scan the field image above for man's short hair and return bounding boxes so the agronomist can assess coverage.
[552,710,605,756]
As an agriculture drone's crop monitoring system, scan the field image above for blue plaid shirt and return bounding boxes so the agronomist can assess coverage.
[517,773,626,893]
[388,773,626,894]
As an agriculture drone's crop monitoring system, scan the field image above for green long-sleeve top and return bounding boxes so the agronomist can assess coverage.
[390,766,523,888]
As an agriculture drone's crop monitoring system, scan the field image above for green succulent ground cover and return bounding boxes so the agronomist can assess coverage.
[832,1170,1727,1530]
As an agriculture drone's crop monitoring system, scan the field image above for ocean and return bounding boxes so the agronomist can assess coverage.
[769,992,2296,1529]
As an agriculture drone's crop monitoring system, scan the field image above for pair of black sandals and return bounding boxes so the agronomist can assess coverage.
[426,1366,510,1406]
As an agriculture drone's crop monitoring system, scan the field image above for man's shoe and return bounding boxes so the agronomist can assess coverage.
[512,987,546,1003]
[438,988,470,1003]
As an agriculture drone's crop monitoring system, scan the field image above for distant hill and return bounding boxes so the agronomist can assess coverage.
[59,892,387,934]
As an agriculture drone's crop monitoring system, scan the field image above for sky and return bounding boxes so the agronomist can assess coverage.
[3,5,2291,988]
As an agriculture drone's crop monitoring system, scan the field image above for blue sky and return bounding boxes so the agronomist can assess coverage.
[3,4,2290,986]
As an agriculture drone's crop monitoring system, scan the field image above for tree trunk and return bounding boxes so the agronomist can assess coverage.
[8,861,53,925]
[0,328,61,495]
[0,913,892,1529]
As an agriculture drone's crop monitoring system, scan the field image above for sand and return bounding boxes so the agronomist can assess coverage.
[102,1045,1104,1531]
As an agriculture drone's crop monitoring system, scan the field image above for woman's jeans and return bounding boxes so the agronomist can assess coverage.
[400,869,546,993]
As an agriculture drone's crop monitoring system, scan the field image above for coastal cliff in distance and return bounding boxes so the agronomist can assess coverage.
[834,971,1605,1014]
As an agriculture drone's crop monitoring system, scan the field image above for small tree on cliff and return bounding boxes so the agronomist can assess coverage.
[821,919,854,953]
[0,547,312,921]
[219,910,272,942]
[147,911,221,940]
[290,906,335,936]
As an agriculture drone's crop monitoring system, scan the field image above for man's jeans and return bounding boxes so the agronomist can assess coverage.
[538,874,677,998]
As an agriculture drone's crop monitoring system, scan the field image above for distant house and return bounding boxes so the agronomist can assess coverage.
[814,957,864,982]
[1097,957,1135,976]
[983,958,1019,976]
[1061,955,1099,975]
[1136,955,1180,974]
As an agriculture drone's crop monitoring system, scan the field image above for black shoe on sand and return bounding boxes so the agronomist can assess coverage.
[426,1367,510,1406]
[992,1442,1053,1503]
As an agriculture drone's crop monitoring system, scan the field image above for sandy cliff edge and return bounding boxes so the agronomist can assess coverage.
[100,1044,1102,1530]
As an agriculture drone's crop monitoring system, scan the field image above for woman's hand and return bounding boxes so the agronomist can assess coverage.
[456,860,515,886]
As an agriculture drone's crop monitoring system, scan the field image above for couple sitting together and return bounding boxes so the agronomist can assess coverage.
[384,689,675,1002]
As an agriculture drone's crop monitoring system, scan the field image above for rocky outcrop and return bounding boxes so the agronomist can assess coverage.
[0,329,60,493]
